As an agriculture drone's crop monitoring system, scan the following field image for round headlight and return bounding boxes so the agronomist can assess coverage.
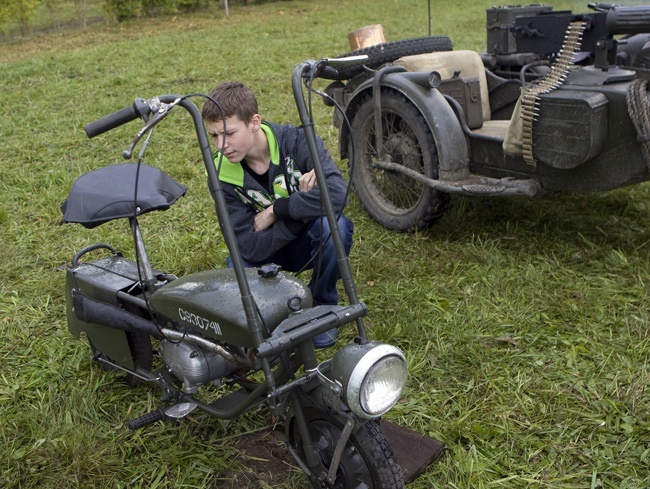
[331,341,408,419]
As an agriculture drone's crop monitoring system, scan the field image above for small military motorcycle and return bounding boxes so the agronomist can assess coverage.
[61,58,407,488]
[324,3,650,231]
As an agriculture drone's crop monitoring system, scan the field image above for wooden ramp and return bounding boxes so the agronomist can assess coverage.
[381,420,446,484]
[227,422,445,486]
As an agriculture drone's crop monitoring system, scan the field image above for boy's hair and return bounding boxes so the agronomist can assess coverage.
[202,82,259,123]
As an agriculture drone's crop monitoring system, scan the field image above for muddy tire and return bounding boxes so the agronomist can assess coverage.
[288,407,404,488]
[328,36,453,80]
[349,90,449,232]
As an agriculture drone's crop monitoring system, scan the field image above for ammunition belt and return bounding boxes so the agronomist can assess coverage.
[626,78,650,170]
[520,20,588,166]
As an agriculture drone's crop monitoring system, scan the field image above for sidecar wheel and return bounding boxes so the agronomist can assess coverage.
[350,90,449,232]
[288,408,404,488]
[327,36,453,81]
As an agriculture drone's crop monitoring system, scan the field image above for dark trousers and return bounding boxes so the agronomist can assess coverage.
[227,215,354,305]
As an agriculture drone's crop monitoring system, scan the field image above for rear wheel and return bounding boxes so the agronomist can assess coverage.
[350,91,449,231]
[288,407,404,488]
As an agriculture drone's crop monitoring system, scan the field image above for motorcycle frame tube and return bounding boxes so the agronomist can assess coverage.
[135,362,274,419]
[154,95,278,396]
[286,389,325,477]
[129,217,157,291]
[131,341,324,424]
[291,62,368,340]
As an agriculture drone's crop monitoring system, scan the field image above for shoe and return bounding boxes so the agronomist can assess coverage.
[312,328,339,348]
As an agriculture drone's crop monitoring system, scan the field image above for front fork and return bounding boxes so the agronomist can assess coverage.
[286,392,356,487]
[283,342,356,486]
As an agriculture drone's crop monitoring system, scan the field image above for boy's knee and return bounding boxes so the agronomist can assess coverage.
[339,216,354,248]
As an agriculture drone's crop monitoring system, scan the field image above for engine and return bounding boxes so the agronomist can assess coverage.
[159,339,237,393]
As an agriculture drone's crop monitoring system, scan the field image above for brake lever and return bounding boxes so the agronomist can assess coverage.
[322,55,369,71]
[122,97,181,159]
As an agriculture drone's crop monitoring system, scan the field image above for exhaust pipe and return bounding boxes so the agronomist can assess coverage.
[71,289,252,368]
[72,289,164,339]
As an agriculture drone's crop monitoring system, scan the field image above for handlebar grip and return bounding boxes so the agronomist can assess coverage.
[606,6,650,35]
[320,66,340,78]
[84,99,146,139]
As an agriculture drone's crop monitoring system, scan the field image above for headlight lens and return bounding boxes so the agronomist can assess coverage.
[359,354,408,416]
[331,341,408,418]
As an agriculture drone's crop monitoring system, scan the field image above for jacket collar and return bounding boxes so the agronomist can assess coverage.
[215,122,279,186]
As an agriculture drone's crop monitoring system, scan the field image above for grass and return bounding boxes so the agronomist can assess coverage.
[1,0,649,487]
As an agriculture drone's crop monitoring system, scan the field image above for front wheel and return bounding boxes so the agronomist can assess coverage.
[288,407,404,488]
[349,90,449,232]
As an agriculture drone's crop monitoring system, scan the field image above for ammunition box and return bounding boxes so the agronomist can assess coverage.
[438,76,483,129]
[534,90,609,169]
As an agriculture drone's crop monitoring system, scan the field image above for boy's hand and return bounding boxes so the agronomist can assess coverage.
[254,205,276,232]
[299,169,317,192]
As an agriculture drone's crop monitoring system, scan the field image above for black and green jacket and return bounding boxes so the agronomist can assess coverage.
[213,122,348,263]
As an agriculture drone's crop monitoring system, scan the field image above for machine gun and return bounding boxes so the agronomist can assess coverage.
[485,3,650,78]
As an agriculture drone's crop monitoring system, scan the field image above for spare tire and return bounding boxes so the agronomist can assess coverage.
[327,36,453,80]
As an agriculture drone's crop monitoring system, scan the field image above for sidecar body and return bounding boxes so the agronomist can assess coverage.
[327,4,650,231]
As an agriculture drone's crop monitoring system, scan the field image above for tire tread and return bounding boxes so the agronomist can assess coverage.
[329,36,453,80]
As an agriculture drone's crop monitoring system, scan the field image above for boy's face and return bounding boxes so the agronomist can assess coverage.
[206,114,260,163]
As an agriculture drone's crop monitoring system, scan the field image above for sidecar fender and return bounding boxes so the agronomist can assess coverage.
[340,72,469,181]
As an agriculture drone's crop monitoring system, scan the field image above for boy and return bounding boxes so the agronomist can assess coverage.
[201,82,354,348]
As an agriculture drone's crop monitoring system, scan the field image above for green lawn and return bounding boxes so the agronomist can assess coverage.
[1,0,648,487]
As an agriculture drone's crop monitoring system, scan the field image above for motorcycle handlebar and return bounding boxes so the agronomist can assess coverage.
[296,55,368,80]
[84,98,148,138]
[84,54,367,140]
[606,6,650,35]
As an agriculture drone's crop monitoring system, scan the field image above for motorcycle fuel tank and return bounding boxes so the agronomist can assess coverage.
[149,267,312,347]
